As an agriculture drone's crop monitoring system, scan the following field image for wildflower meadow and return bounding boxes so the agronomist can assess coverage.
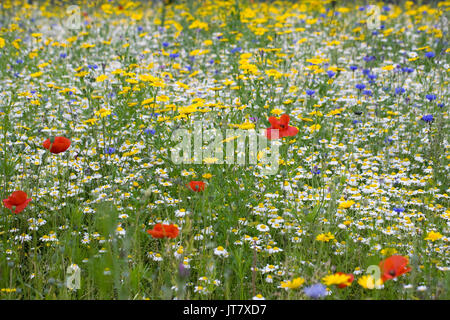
[0,0,449,301]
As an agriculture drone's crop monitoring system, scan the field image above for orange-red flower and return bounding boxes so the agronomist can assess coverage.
[147,224,179,239]
[43,136,71,154]
[379,255,411,282]
[2,190,32,214]
[266,114,298,140]
[187,181,205,192]
[336,272,354,288]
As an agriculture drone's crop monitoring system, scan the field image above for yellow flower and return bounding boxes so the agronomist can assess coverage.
[308,124,321,133]
[83,118,99,125]
[0,37,5,48]
[380,248,398,256]
[381,65,395,71]
[238,121,255,130]
[30,71,43,78]
[96,74,108,82]
[95,108,112,118]
[424,231,443,242]
[316,232,335,242]
[271,108,284,116]
[202,173,212,179]
[338,200,355,209]
[280,277,305,289]
[322,273,353,287]
[306,58,324,65]
[357,275,383,289]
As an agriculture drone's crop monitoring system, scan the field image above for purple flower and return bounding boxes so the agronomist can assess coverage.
[178,263,190,279]
[311,166,321,175]
[304,284,327,299]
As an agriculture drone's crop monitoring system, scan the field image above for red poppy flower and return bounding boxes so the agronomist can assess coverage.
[147,224,179,239]
[379,255,411,282]
[266,114,299,140]
[2,190,32,214]
[336,272,354,288]
[187,181,205,192]
[43,136,71,154]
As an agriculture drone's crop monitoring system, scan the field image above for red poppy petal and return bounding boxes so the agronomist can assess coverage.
[281,126,298,138]
[14,199,31,214]
[10,191,28,205]
[268,116,280,129]
[280,114,290,126]
[2,198,12,209]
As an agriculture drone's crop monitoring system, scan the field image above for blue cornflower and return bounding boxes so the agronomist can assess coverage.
[60,53,67,58]
[311,166,321,175]
[16,59,24,64]
[393,207,405,213]
[425,94,436,101]
[356,84,366,90]
[326,70,335,78]
[169,53,179,58]
[306,89,315,96]
[421,114,433,123]
[438,103,444,108]
[162,42,169,47]
[350,65,358,71]
[363,90,372,96]
[395,87,405,95]
[353,120,362,124]
[304,284,327,299]
[368,74,377,80]
[362,69,371,76]
[383,6,390,12]
[105,147,116,154]
[230,47,242,54]
[425,51,435,58]
[145,129,156,135]
[137,26,143,32]
[384,137,393,144]
[402,67,414,73]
